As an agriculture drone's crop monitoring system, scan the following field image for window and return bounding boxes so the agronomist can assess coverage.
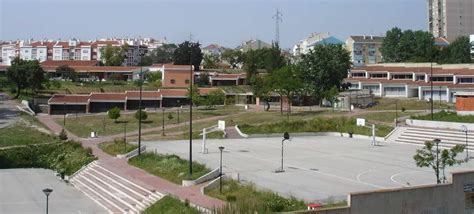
[54,49,61,53]
[83,49,89,53]
[370,73,387,79]
[459,78,474,83]
[170,79,176,84]
[352,72,366,77]
[185,79,190,84]
[416,75,425,81]
[392,74,413,79]
[431,76,453,82]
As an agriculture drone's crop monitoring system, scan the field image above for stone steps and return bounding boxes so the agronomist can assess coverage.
[393,127,474,152]
[70,161,164,214]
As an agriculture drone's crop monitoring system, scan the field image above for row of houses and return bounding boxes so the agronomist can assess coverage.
[47,88,219,114]
[344,63,474,103]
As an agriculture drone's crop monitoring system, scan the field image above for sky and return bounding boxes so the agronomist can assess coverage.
[0,0,427,49]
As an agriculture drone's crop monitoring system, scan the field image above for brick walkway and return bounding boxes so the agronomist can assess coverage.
[37,115,227,210]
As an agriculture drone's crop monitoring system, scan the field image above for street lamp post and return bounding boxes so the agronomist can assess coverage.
[219,146,224,193]
[433,138,441,184]
[461,125,469,161]
[137,49,145,156]
[277,132,290,173]
[189,37,194,178]
[162,108,165,136]
[42,188,53,214]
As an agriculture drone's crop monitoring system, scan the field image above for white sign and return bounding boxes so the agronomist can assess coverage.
[218,120,226,130]
[356,118,366,127]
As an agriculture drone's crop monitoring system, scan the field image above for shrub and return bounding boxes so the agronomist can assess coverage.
[135,109,148,121]
[108,107,121,123]
[59,129,68,140]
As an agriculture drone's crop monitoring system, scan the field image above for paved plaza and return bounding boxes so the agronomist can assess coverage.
[143,135,474,202]
[0,168,107,214]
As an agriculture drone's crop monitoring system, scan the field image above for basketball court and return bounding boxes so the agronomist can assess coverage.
[143,135,474,202]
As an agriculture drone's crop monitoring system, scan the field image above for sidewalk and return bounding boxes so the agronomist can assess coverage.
[36,114,227,210]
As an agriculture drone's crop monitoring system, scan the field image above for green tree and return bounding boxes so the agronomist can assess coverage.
[243,46,286,81]
[222,49,243,69]
[438,36,472,64]
[322,86,340,111]
[135,109,148,121]
[139,55,153,66]
[100,44,127,66]
[186,85,203,106]
[108,107,121,123]
[173,41,203,71]
[197,72,210,86]
[202,54,220,69]
[204,89,225,109]
[56,65,78,82]
[6,57,46,98]
[297,44,351,104]
[380,27,434,62]
[150,43,177,64]
[413,140,465,184]
[268,66,302,117]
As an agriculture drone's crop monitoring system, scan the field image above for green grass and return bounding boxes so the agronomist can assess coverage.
[128,153,210,184]
[143,196,201,214]
[369,98,452,111]
[0,122,57,148]
[412,110,474,123]
[239,117,393,137]
[206,179,307,213]
[358,111,419,124]
[0,141,96,176]
[59,107,242,138]
[98,139,138,156]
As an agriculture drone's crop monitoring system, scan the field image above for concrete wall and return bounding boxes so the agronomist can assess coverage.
[406,119,474,131]
[301,171,474,214]
[182,168,220,187]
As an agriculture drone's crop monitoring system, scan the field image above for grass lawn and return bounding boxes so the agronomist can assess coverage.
[98,139,138,156]
[358,111,420,124]
[128,153,210,184]
[143,196,200,214]
[206,179,307,213]
[0,122,58,148]
[58,106,243,138]
[239,117,393,137]
[369,98,452,111]
[412,110,474,123]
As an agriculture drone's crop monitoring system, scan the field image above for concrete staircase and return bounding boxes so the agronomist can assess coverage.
[70,161,165,214]
[390,126,474,151]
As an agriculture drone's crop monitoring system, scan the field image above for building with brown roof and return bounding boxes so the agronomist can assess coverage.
[161,64,194,88]
[344,63,474,103]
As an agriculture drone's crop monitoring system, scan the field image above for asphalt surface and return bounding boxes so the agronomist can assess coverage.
[0,94,19,129]
[0,168,107,214]
[143,135,474,202]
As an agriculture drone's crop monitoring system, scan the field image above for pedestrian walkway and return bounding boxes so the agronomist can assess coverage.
[225,126,244,139]
[36,115,227,210]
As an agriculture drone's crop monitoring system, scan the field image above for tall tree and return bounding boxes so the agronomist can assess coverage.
[243,46,286,81]
[56,65,78,82]
[150,43,177,64]
[6,57,46,98]
[297,44,351,104]
[100,44,127,66]
[414,141,465,184]
[202,54,219,69]
[438,36,472,64]
[173,41,203,71]
[221,49,243,69]
[268,66,302,118]
[186,85,203,106]
[381,27,434,62]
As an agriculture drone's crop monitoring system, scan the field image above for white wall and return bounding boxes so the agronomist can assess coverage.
[53,47,62,60]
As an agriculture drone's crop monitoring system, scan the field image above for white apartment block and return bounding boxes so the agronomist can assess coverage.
[1,43,18,65]
[292,32,343,56]
[346,35,384,67]
[470,35,474,59]
[345,63,474,103]
[428,0,474,41]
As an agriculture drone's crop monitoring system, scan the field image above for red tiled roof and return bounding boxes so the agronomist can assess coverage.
[211,73,246,80]
[163,64,193,70]
[89,93,126,101]
[71,66,140,73]
[344,78,474,89]
[41,60,99,67]
[353,66,474,75]
[30,41,55,48]
[48,95,90,104]
[54,41,70,48]
[198,88,223,95]
[126,91,161,99]
[160,89,188,97]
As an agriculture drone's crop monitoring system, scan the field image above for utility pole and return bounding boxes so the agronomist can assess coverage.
[273,9,283,45]
[189,33,194,178]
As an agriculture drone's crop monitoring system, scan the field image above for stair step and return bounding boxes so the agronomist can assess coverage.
[404,130,474,141]
[407,127,474,137]
[399,134,474,146]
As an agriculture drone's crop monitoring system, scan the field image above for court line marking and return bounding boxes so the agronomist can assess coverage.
[390,170,431,187]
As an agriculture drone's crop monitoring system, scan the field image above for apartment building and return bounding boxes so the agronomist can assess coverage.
[1,42,19,65]
[428,0,474,41]
[344,63,474,103]
[292,32,343,56]
[346,35,384,67]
